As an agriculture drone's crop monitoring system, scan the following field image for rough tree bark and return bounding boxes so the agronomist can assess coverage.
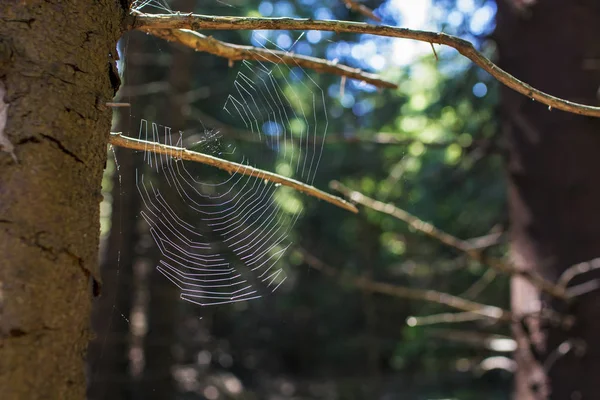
[497,1,600,399]
[0,1,126,398]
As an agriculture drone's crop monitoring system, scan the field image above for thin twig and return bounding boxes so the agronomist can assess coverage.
[108,132,358,213]
[148,28,397,89]
[558,257,600,288]
[406,311,493,327]
[131,13,600,117]
[341,0,382,22]
[300,248,512,321]
[465,230,504,250]
[565,279,600,299]
[329,180,567,299]
[556,258,600,299]
[460,269,497,299]
[105,102,132,107]
[429,42,438,61]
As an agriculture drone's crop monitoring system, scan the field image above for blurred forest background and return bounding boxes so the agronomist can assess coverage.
[86,0,598,399]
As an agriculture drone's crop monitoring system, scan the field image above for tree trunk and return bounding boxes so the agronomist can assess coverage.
[496,1,600,399]
[0,1,125,398]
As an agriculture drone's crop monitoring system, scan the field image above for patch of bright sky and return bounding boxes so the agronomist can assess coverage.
[276,32,293,49]
[250,30,271,47]
[387,0,437,67]
[323,0,442,72]
[348,0,496,72]
[252,0,496,98]
[255,1,332,53]
[470,3,497,35]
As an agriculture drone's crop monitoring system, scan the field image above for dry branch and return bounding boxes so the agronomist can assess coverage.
[149,28,397,89]
[329,180,567,299]
[132,13,600,117]
[108,132,358,213]
[300,248,512,321]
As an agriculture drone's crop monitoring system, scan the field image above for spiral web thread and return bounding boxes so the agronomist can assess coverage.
[133,26,328,306]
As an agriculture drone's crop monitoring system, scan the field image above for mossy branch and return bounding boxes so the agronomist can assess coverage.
[132,13,600,117]
[108,132,358,213]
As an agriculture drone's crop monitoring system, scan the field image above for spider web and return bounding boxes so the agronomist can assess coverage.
[130,6,328,307]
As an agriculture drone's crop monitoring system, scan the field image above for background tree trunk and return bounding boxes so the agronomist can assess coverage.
[87,32,145,400]
[496,1,600,398]
[88,131,142,398]
[141,39,194,400]
[0,1,124,398]
[141,6,195,394]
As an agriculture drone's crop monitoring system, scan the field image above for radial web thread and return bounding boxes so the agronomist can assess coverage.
[134,41,328,307]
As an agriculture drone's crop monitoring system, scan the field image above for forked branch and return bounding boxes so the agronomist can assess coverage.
[558,257,600,298]
[132,13,600,117]
[330,181,567,299]
[108,133,358,213]
[149,28,398,89]
[558,257,600,288]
